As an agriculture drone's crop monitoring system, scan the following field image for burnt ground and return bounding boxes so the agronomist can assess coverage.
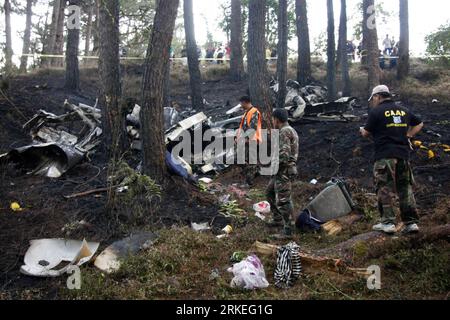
[0,68,449,299]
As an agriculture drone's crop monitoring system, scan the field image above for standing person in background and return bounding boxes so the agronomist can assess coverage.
[383,34,393,55]
[391,36,397,54]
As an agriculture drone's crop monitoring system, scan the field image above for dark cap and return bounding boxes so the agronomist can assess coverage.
[239,96,252,104]
[272,108,289,123]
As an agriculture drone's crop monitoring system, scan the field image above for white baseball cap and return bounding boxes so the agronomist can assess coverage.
[368,85,391,101]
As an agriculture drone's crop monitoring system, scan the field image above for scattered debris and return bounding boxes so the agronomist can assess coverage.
[295,209,323,232]
[306,178,355,223]
[322,221,343,236]
[269,80,359,122]
[255,212,266,221]
[1,101,102,178]
[21,239,100,277]
[198,177,213,184]
[94,232,158,274]
[228,255,269,290]
[253,201,271,214]
[217,225,233,239]
[209,268,221,281]
[10,202,23,212]
[191,222,211,232]
[310,179,318,185]
[274,242,302,289]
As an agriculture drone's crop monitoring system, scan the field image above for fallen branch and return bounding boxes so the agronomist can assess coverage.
[64,187,116,199]
[254,241,345,273]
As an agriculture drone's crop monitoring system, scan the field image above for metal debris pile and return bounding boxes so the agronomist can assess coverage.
[1,101,102,178]
[270,79,360,122]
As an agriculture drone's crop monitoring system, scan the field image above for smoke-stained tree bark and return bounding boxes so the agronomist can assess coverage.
[141,0,180,182]
[3,0,13,73]
[230,0,245,81]
[296,0,311,86]
[248,0,272,126]
[65,0,80,92]
[339,0,351,96]
[184,0,204,110]
[99,0,126,157]
[397,0,409,80]
[363,0,380,94]
[326,0,337,101]
[20,0,34,73]
[277,0,288,108]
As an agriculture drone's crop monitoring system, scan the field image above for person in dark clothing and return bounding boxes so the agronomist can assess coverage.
[360,85,424,235]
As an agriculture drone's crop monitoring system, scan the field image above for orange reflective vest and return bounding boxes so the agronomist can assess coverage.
[237,107,263,144]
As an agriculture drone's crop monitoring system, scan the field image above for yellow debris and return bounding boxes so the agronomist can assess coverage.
[420,145,429,150]
[413,141,423,147]
[428,150,436,159]
[10,202,23,212]
[441,144,450,150]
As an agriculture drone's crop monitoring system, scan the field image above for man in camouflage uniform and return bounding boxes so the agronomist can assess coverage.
[361,85,424,234]
[236,96,263,185]
[266,109,299,239]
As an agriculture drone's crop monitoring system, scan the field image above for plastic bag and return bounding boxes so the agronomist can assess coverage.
[227,255,269,290]
[253,201,271,214]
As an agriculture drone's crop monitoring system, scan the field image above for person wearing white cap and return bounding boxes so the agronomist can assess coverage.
[360,85,424,234]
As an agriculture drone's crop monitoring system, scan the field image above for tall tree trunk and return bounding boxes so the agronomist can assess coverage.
[339,0,351,96]
[326,0,337,101]
[277,0,288,108]
[163,60,171,108]
[65,1,80,92]
[84,2,94,62]
[248,0,272,126]
[41,0,60,68]
[141,0,179,182]
[363,0,380,94]
[397,0,409,80]
[230,0,245,81]
[19,0,34,73]
[99,0,126,158]
[296,0,311,86]
[183,0,204,110]
[52,0,66,67]
[4,0,13,74]
[91,0,100,57]
[40,7,51,65]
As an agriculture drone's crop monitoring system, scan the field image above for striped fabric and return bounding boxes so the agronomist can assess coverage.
[274,242,302,289]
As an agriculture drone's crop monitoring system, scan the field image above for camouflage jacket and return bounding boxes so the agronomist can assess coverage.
[278,124,299,170]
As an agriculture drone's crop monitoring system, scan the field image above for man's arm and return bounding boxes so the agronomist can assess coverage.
[361,110,376,139]
[360,127,371,138]
[407,122,424,138]
[278,130,291,168]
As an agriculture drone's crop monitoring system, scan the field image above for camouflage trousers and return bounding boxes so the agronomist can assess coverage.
[239,142,260,185]
[373,159,419,225]
[266,169,294,232]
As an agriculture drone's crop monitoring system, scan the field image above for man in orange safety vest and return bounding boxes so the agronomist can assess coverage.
[236,96,263,185]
